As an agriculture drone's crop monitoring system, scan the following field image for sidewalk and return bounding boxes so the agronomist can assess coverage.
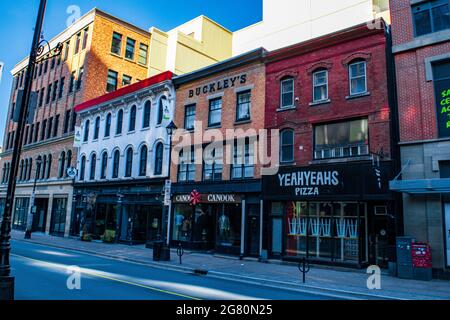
[11,230,450,300]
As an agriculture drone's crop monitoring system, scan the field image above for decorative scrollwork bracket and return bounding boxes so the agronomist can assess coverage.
[31,39,63,64]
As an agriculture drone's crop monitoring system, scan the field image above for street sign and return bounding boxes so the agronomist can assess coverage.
[66,167,78,179]
[13,90,38,124]
[164,180,171,206]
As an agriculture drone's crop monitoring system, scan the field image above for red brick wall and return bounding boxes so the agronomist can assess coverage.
[389,0,415,47]
[390,0,450,142]
[171,62,266,182]
[265,30,391,166]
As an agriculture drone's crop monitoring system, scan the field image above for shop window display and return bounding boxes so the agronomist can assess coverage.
[284,201,366,263]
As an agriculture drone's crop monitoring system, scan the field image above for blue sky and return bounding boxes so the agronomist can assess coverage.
[0,0,262,145]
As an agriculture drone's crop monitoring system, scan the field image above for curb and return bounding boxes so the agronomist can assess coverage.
[11,237,409,300]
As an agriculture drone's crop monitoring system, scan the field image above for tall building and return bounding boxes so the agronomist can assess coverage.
[389,0,450,278]
[0,8,233,238]
[232,0,390,55]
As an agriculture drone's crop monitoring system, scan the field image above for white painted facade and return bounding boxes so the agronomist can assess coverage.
[232,0,390,55]
[76,80,175,183]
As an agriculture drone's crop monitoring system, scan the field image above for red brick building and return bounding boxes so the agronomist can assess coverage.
[169,48,267,257]
[389,0,450,278]
[262,20,398,268]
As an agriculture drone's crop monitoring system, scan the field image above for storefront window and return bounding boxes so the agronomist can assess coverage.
[314,118,369,159]
[173,204,193,242]
[13,197,30,230]
[285,201,366,263]
[217,204,241,248]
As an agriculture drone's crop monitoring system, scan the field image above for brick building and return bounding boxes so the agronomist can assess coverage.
[0,8,233,238]
[0,9,151,237]
[389,0,450,278]
[169,48,267,257]
[262,20,399,268]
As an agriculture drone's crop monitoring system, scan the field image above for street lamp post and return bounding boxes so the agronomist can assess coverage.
[159,121,177,261]
[24,158,43,239]
[0,0,62,300]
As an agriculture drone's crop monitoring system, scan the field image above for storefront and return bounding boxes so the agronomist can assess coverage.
[170,183,262,257]
[263,161,396,268]
[72,180,164,245]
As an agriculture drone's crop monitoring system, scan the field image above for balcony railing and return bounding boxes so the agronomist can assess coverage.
[314,144,369,160]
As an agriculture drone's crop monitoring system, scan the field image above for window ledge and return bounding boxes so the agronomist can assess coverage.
[127,130,136,135]
[309,99,331,107]
[276,106,296,112]
[310,155,372,165]
[235,119,252,125]
[346,92,370,100]
[110,52,123,59]
[279,162,296,167]
[207,124,222,129]
[115,134,122,138]
[141,127,150,132]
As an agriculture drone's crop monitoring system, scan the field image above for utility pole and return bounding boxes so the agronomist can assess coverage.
[0,0,48,300]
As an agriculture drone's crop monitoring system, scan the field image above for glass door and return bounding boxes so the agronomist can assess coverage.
[50,198,67,236]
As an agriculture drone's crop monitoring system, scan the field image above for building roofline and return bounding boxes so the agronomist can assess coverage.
[167,15,233,35]
[74,71,173,113]
[173,47,267,86]
[266,19,387,63]
[11,7,150,75]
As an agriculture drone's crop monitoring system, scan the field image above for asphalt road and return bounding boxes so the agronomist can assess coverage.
[10,240,341,300]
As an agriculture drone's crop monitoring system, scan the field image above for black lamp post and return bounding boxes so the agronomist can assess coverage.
[24,158,43,239]
[0,0,62,300]
[159,121,177,261]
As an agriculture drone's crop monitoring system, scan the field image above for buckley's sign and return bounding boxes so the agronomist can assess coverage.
[173,192,242,204]
[188,74,247,98]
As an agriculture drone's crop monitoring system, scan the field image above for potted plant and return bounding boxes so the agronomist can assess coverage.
[101,229,116,243]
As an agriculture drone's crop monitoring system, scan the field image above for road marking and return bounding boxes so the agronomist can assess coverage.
[11,253,201,300]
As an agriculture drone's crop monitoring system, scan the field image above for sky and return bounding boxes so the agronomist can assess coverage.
[0,0,262,146]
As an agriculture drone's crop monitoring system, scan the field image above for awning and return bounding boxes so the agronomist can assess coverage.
[390,178,450,194]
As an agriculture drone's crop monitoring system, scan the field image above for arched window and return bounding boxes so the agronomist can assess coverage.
[129,105,136,132]
[125,148,133,177]
[116,110,123,135]
[27,159,33,181]
[157,97,166,126]
[46,154,52,179]
[112,150,120,178]
[83,120,90,142]
[79,156,86,181]
[280,130,295,163]
[41,155,47,180]
[105,113,112,137]
[154,142,164,175]
[139,145,148,176]
[90,153,96,180]
[36,156,42,181]
[93,116,100,140]
[349,60,367,95]
[101,152,108,179]
[19,160,24,181]
[59,151,66,178]
[66,150,72,177]
[143,101,151,128]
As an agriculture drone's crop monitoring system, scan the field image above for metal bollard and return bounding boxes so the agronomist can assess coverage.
[298,258,311,284]
[176,242,184,265]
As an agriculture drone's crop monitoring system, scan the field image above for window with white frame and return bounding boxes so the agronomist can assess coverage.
[349,61,367,96]
[280,78,294,108]
[313,70,328,102]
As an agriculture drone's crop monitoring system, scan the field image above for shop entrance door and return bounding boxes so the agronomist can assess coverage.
[445,203,450,267]
[33,198,48,232]
[246,204,260,257]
